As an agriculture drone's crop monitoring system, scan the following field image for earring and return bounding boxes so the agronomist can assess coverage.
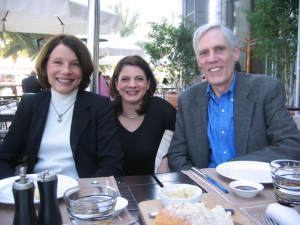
[117,91,120,96]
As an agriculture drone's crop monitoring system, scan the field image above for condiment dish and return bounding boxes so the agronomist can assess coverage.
[229,180,264,198]
[159,183,202,206]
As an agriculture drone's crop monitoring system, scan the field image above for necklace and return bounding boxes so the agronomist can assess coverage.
[122,112,139,119]
[51,101,75,123]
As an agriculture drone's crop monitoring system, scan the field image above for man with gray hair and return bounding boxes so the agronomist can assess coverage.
[168,23,300,171]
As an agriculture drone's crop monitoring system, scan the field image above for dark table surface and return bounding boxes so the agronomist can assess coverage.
[115,172,205,224]
[0,172,197,225]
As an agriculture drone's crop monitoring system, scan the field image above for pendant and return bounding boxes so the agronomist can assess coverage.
[57,115,62,123]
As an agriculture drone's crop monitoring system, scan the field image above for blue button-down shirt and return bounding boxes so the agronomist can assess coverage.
[207,73,237,168]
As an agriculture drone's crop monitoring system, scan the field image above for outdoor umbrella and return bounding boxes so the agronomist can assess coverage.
[99,37,146,65]
[0,0,123,35]
[99,56,125,65]
[99,55,150,65]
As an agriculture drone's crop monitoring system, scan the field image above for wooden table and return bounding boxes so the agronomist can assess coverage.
[0,172,201,225]
[0,170,284,225]
[116,172,199,223]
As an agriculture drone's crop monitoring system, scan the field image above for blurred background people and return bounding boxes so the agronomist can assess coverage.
[22,70,44,93]
[98,71,109,97]
[0,34,123,180]
[105,75,110,86]
[110,55,177,176]
[162,77,169,85]
[235,61,241,72]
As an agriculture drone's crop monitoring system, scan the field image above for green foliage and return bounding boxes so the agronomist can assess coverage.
[0,31,49,62]
[107,2,140,38]
[141,17,200,88]
[243,0,298,95]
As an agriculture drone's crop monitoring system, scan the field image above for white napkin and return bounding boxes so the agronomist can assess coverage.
[10,106,17,111]
[266,203,300,225]
[7,102,17,108]
[0,110,14,114]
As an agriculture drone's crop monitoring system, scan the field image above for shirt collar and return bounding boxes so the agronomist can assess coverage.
[206,71,237,99]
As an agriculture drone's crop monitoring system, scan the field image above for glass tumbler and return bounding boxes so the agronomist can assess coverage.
[270,159,300,207]
[63,185,118,225]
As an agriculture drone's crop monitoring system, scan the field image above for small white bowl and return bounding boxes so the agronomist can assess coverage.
[229,180,264,198]
[159,184,202,206]
[113,197,128,217]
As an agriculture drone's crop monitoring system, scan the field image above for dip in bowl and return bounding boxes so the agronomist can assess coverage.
[229,180,264,198]
[159,184,203,206]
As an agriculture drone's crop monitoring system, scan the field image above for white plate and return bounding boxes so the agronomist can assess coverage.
[216,161,272,183]
[0,174,78,204]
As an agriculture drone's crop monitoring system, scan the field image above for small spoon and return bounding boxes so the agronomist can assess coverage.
[148,209,234,218]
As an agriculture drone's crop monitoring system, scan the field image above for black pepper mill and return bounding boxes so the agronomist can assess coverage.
[12,167,38,225]
[37,171,62,225]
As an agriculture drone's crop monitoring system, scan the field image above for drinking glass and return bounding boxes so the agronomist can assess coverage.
[63,185,118,225]
[270,159,300,207]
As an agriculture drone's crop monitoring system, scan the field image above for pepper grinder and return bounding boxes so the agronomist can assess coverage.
[37,171,62,225]
[12,167,38,225]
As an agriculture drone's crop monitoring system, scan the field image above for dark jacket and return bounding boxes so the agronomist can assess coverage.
[22,76,44,93]
[0,90,124,179]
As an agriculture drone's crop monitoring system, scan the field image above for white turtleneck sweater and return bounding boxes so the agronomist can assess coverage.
[33,88,79,178]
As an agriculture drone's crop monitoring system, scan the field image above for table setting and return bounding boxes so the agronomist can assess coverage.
[0,160,300,224]
[181,160,300,225]
[0,174,136,225]
[0,102,17,115]
[137,160,300,225]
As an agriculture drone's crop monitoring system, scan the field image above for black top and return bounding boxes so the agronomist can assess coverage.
[22,76,44,93]
[115,97,177,176]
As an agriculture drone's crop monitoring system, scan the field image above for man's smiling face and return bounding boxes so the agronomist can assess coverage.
[196,28,240,97]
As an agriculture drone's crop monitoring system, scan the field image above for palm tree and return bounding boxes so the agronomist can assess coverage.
[106,2,140,38]
[0,32,49,66]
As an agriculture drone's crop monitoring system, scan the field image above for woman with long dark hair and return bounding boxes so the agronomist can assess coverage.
[110,55,177,176]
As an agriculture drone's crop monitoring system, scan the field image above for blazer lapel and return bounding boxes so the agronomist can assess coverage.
[70,91,92,157]
[27,92,51,172]
[31,93,51,134]
[234,73,254,156]
[193,84,210,167]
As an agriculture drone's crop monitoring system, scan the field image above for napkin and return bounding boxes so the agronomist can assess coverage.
[7,102,17,108]
[266,203,300,225]
[0,109,14,114]
[10,106,17,111]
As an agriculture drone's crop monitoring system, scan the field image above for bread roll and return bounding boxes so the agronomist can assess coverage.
[154,202,234,225]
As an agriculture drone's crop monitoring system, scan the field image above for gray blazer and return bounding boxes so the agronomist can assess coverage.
[168,72,300,172]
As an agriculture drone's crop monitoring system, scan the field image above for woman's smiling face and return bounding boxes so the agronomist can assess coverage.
[115,65,150,105]
[46,44,82,95]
